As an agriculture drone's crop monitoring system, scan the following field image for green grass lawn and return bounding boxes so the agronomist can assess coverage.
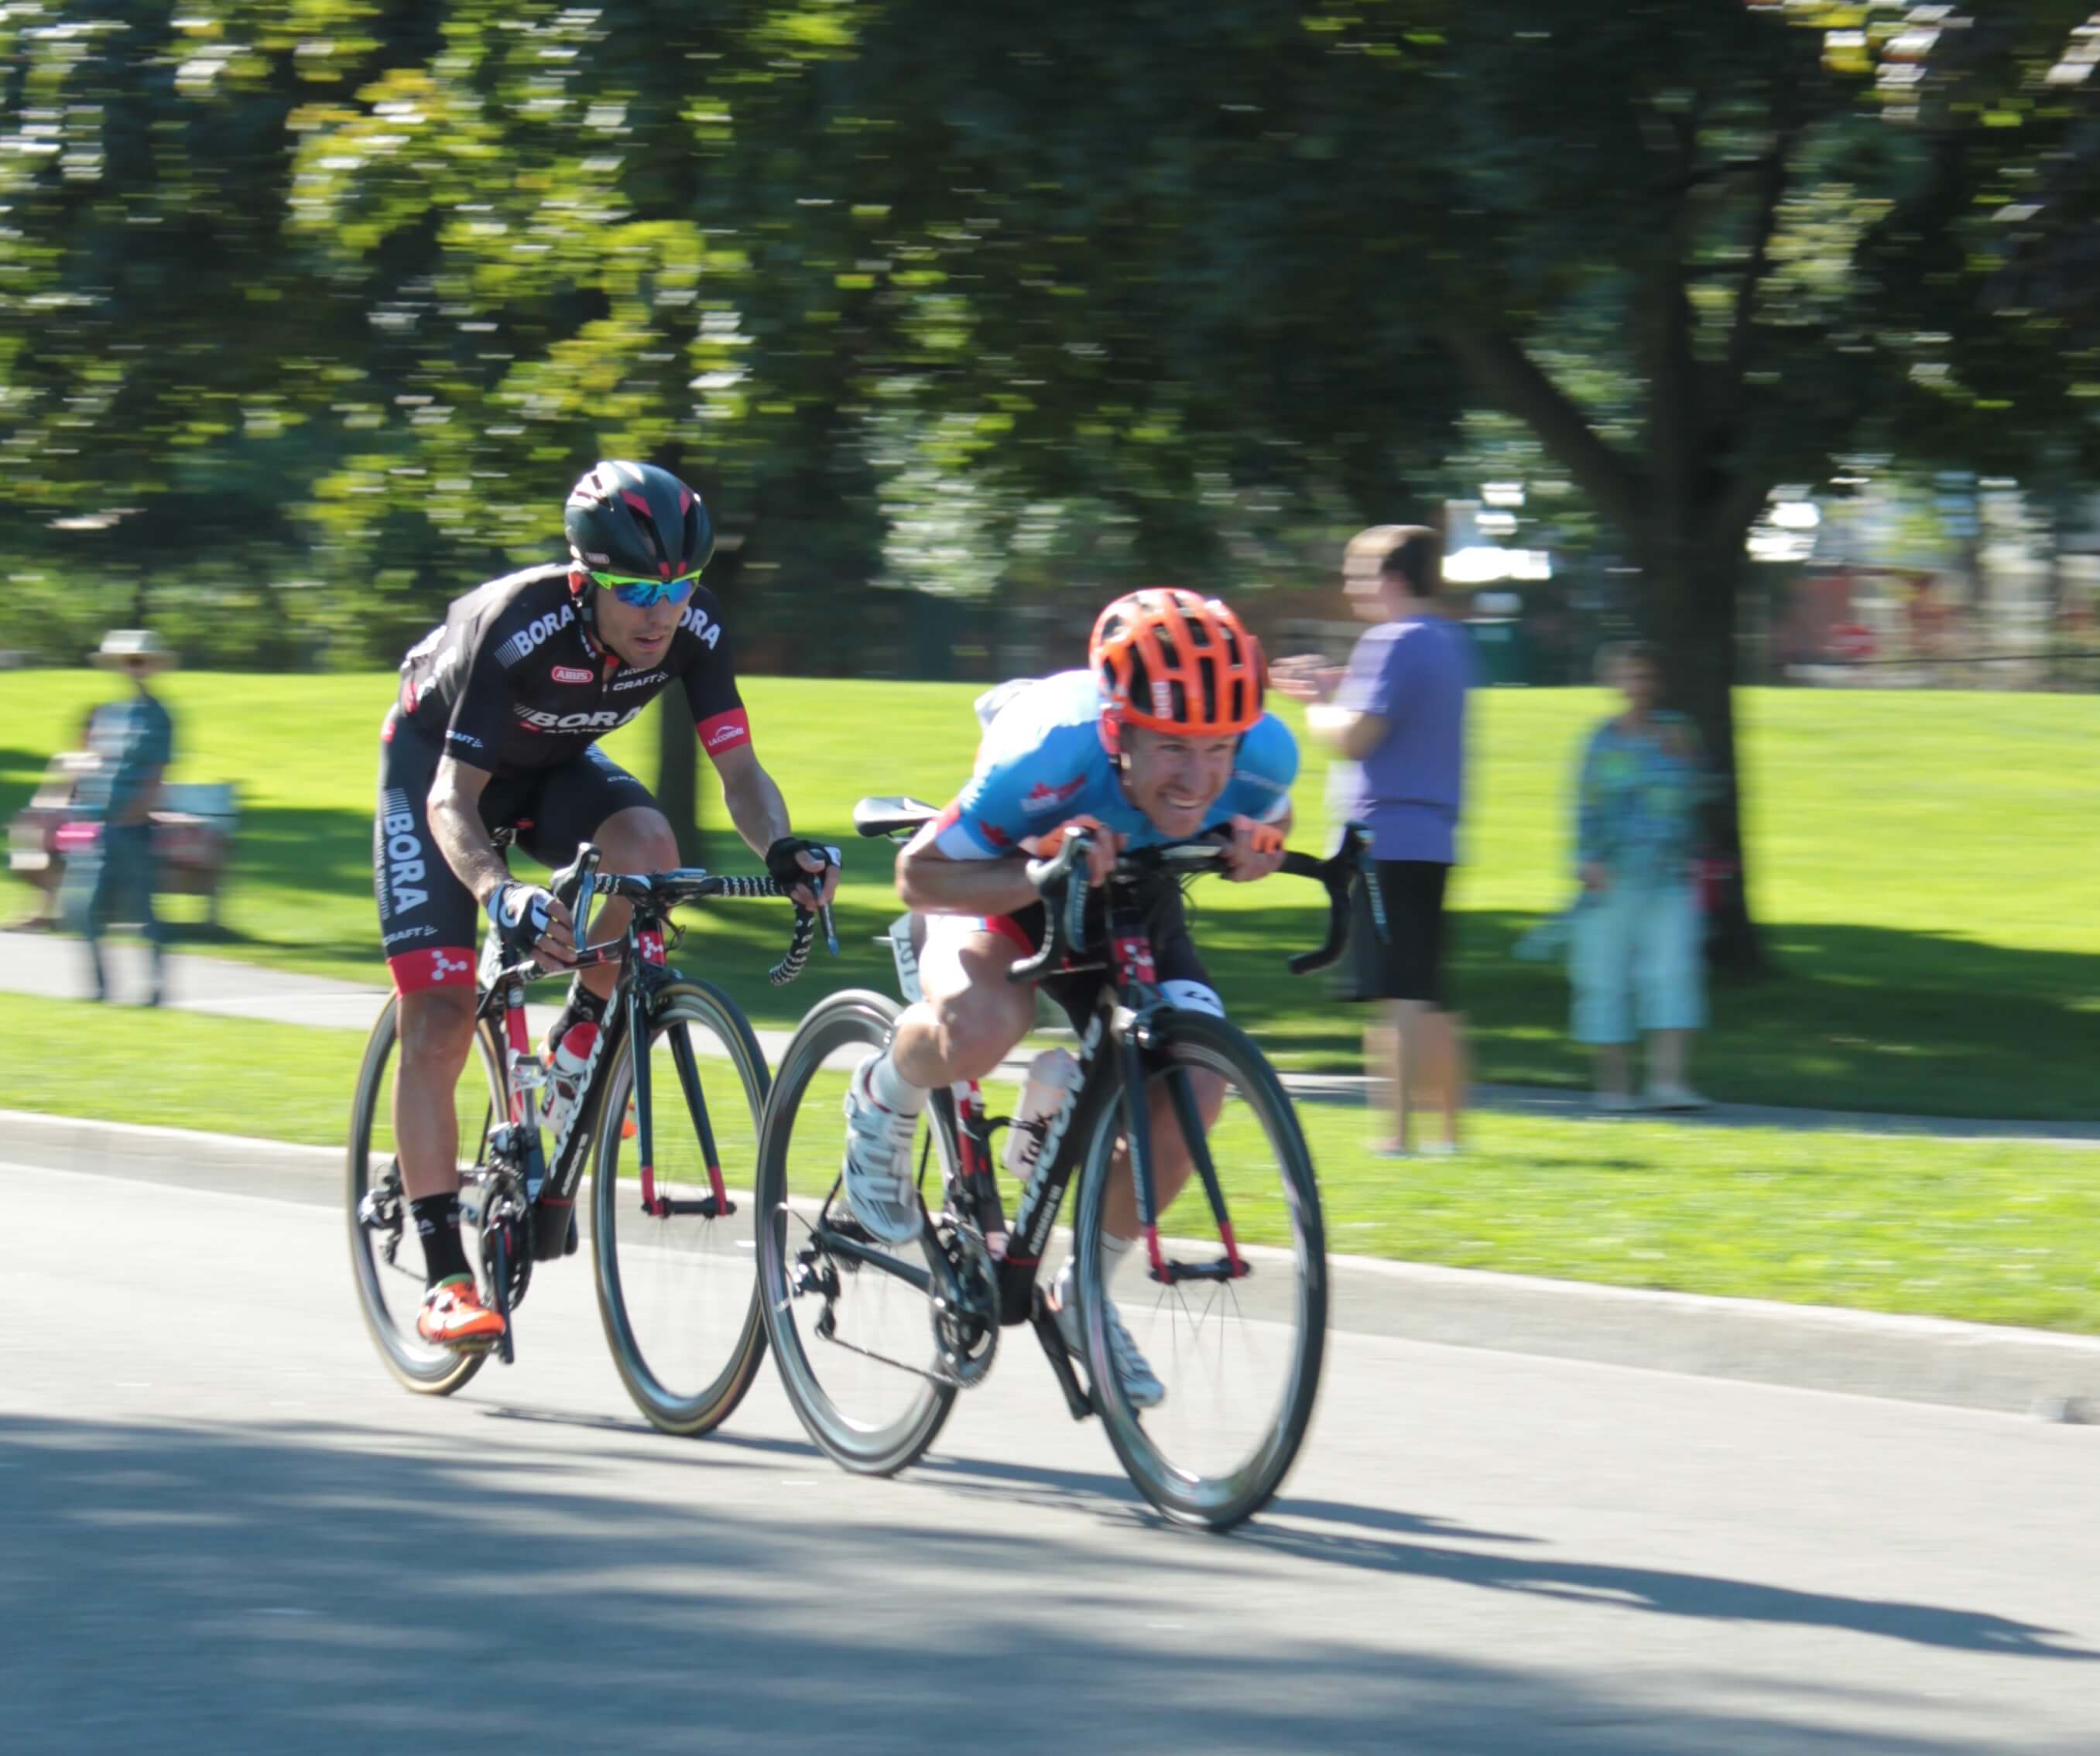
[4,670,2096,1117]
[7,994,2096,1334]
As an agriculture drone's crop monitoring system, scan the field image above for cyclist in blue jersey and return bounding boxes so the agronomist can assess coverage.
[841,590,1296,1406]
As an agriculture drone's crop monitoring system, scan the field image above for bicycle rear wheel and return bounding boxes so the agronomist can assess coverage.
[754,990,959,1476]
[1072,1009,1326,1529]
[591,980,770,1436]
[346,995,506,1396]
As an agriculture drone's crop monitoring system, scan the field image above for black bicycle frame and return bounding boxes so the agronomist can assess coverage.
[805,816,1374,1404]
[474,849,821,1261]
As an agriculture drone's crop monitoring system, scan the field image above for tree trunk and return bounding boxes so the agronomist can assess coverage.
[1646,532,1766,976]
[656,693,704,867]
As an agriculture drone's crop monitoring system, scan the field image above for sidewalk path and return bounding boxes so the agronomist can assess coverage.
[7,931,2096,1147]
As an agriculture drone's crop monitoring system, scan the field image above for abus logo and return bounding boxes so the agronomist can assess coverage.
[550,665,593,685]
[495,603,577,668]
[678,602,723,649]
[379,789,428,915]
[1023,775,1085,813]
[516,705,643,734]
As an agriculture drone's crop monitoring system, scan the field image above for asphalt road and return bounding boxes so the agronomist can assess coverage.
[3,1149,2096,1754]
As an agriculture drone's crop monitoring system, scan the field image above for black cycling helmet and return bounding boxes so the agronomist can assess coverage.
[563,460,714,580]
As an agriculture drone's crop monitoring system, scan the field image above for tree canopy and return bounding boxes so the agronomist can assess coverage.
[5,1,2099,948]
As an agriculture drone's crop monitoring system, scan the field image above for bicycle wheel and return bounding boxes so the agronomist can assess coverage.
[1072,1009,1327,1529]
[591,979,770,1436]
[347,994,506,1396]
[754,989,959,1475]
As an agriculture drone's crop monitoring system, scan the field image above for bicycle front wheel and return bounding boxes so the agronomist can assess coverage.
[591,980,771,1436]
[346,994,505,1397]
[1072,1008,1327,1530]
[754,990,959,1476]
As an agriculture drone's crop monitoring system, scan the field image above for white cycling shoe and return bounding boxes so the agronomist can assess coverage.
[1053,1282,1166,1411]
[839,1053,927,1245]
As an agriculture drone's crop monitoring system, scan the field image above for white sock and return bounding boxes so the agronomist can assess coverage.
[1058,1231,1136,1310]
[865,1049,927,1115]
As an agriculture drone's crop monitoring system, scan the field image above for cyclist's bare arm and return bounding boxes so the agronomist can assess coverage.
[428,757,521,908]
[710,741,841,908]
[896,819,1123,918]
[427,755,575,964]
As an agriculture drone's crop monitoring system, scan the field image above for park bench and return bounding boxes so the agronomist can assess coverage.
[8,762,239,930]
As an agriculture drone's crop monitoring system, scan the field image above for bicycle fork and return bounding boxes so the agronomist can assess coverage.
[1122,1018,1249,1288]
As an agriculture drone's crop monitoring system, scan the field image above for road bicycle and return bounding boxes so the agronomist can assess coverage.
[753,800,1379,1528]
[348,836,831,1434]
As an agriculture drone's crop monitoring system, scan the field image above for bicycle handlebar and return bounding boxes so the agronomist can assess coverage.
[1005,820,1384,985]
[498,844,835,990]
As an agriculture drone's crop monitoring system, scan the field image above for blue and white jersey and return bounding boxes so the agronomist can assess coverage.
[932,669,1298,860]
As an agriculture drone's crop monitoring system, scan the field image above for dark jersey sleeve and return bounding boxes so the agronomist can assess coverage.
[676,586,750,765]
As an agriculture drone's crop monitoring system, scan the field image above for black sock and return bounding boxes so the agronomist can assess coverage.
[412,1193,470,1287]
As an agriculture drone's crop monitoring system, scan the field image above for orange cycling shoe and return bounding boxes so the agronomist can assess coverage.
[416,1275,506,1350]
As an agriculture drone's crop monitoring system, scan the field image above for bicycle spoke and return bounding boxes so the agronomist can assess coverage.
[755,991,958,1474]
[592,984,767,1436]
[1074,1011,1326,1528]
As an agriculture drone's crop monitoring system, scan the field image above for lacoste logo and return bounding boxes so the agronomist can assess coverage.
[706,724,744,748]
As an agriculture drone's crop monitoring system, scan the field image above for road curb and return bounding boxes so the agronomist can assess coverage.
[5,1107,2098,1421]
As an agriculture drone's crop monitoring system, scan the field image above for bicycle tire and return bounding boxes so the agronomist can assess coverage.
[346,994,504,1397]
[1074,1008,1327,1530]
[591,979,771,1436]
[753,989,958,1476]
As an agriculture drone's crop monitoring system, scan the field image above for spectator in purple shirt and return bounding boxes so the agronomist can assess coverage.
[1277,525,1471,1156]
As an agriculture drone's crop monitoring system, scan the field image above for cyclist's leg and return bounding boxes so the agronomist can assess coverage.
[517,745,663,1035]
[374,717,486,1203]
[895,912,1038,1085]
[1073,891,1228,1241]
[1034,908,1222,1409]
[837,912,1036,1241]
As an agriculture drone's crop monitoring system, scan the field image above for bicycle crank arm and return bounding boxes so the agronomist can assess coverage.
[1029,1286,1095,1422]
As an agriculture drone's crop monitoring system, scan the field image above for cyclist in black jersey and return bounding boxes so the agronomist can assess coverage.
[373,460,839,1349]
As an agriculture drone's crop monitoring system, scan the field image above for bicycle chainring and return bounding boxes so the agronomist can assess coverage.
[930,1219,999,1387]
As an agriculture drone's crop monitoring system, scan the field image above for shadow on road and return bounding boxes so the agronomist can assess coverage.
[0,1413,2085,1756]
[1229,1519,2095,1660]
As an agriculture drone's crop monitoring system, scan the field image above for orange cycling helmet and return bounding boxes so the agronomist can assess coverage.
[1090,588,1267,750]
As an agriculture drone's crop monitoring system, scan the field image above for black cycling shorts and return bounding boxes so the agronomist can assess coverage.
[918,880,1224,1033]
[1338,858,1451,1007]
[373,709,655,992]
